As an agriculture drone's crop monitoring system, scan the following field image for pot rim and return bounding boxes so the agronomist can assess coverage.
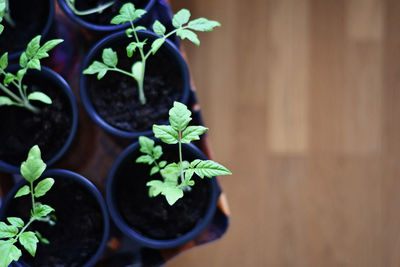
[79,30,190,139]
[0,65,79,174]
[106,139,219,249]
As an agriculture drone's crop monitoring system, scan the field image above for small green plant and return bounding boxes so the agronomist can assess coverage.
[0,35,63,114]
[83,3,220,105]
[136,102,231,205]
[66,0,115,16]
[0,145,56,267]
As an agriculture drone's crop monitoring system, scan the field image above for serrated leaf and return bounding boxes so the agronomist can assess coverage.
[7,217,24,228]
[184,168,195,182]
[28,92,52,104]
[26,58,41,70]
[138,136,154,154]
[33,204,54,218]
[20,145,46,183]
[0,96,14,106]
[162,185,184,205]
[83,61,109,80]
[0,52,7,69]
[15,185,30,198]
[126,40,146,57]
[4,72,15,84]
[194,160,232,178]
[176,29,200,46]
[110,3,146,24]
[160,163,180,181]
[17,68,26,81]
[0,222,17,238]
[146,180,164,197]
[136,155,153,164]
[172,9,191,28]
[39,39,63,53]
[187,18,221,32]
[0,241,21,267]
[152,20,166,36]
[150,166,159,175]
[169,101,192,132]
[19,231,38,257]
[159,161,167,168]
[181,126,208,143]
[153,125,179,144]
[126,28,133,37]
[131,61,143,82]
[25,35,41,58]
[135,26,146,31]
[19,52,28,67]
[134,9,146,18]
[190,159,201,168]
[102,48,118,67]
[151,38,165,54]
[34,178,54,198]
[153,145,163,159]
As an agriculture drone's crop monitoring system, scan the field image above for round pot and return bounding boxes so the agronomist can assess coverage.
[0,169,110,267]
[57,0,156,33]
[106,140,219,249]
[0,66,78,174]
[80,30,190,139]
[0,0,54,61]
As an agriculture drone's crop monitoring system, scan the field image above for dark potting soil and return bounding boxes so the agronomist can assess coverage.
[88,41,182,132]
[74,0,149,25]
[0,74,72,166]
[5,178,104,266]
[115,144,211,240]
[0,0,50,55]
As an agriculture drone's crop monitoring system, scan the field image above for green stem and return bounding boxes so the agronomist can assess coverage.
[11,217,35,244]
[130,20,147,105]
[0,82,23,103]
[66,0,114,16]
[30,182,35,209]
[178,131,184,184]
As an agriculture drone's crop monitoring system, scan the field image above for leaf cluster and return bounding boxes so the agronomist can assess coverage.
[0,146,55,267]
[136,102,231,205]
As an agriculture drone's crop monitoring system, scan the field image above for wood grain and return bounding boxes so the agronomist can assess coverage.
[169,0,395,266]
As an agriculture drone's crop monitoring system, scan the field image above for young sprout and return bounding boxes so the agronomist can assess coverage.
[0,145,56,267]
[0,36,63,114]
[65,0,115,16]
[83,3,220,105]
[136,102,231,205]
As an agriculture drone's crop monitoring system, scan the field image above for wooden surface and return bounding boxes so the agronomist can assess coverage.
[168,0,400,266]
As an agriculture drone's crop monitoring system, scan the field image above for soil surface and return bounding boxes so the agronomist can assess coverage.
[74,0,149,25]
[5,177,105,266]
[88,38,183,132]
[114,143,211,240]
[0,73,72,166]
[0,0,50,55]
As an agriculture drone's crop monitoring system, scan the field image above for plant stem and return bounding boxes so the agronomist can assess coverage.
[30,182,35,209]
[130,21,147,105]
[0,82,23,103]
[66,0,114,16]
[178,130,184,184]
[11,217,35,244]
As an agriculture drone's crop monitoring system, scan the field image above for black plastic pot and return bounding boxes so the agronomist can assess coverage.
[0,0,54,61]
[106,140,219,249]
[80,30,190,139]
[57,0,156,33]
[0,66,78,174]
[0,169,110,267]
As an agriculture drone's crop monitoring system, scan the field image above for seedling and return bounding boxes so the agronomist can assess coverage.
[0,145,56,267]
[136,102,231,205]
[83,3,220,105]
[0,35,63,114]
[66,0,114,16]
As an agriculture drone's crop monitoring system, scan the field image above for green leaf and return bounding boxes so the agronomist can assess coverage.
[19,231,38,257]
[172,9,191,28]
[160,163,180,181]
[110,3,146,24]
[15,185,30,198]
[125,28,133,37]
[131,61,143,82]
[153,125,179,144]
[102,48,118,67]
[153,145,163,160]
[83,61,108,80]
[187,18,221,32]
[135,26,146,31]
[0,52,7,69]
[4,72,15,84]
[134,9,146,18]
[0,96,15,106]
[7,217,24,228]
[26,58,41,70]
[0,241,21,267]
[33,204,54,218]
[150,166,159,175]
[152,20,166,36]
[181,126,208,143]
[184,169,195,183]
[138,136,154,154]
[17,68,26,81]
[20,145,46,183]
[37,39,63,58]
[194,160,232,178]
[8,244,21,264]
[163,185,184,205]
[169,101,192,132]
[19,52,28,67]
[176,28,200,46]
[151,38,165,54]
[146,180,164,197]
[190,159,201,168]
[159,161,167,168]
[35,231,49,245]
[28,92,52,104]
[126,40,146,57]
[0,24,3,35]
[34,177,54,198]
[0,222,18,238]
[25,35,41,58]
[136,155,153,164]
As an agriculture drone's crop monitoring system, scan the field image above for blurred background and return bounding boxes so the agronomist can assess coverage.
[168,0,400,266]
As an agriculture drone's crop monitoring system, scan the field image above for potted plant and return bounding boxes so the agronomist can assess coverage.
[57,0,156,33]
[0,0,54,61]
[0,36,78,173]
[80,3,220,138]
[0,146,110,266]
[106,102,231,248]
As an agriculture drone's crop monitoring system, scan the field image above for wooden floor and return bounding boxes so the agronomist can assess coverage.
[168,0,400,266]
